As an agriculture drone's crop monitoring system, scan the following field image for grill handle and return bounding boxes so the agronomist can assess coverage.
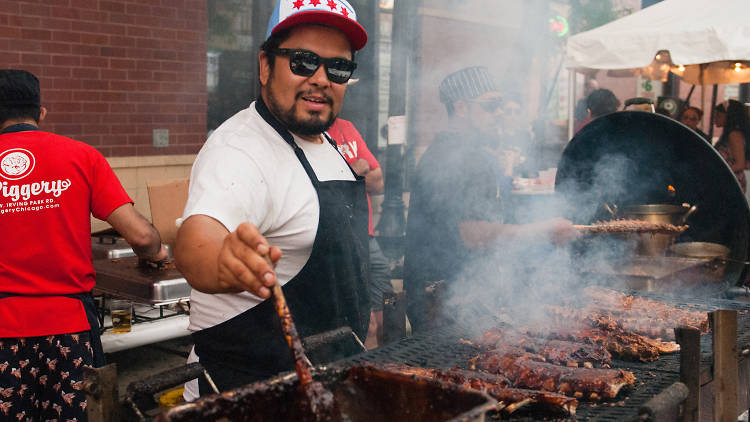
[636,381,689,421]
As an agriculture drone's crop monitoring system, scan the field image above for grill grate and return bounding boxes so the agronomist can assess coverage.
[340,291,750,421]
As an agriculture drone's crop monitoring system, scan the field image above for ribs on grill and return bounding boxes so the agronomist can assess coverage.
[474,327,612,367]
[540,305,681,358]
[470,349,636,400]
[582,286,710,336]
[383,364,578,416]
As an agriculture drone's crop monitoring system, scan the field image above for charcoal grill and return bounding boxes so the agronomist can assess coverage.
[133,290,750,422]
[362,289,750,421]
[555,111,750,291]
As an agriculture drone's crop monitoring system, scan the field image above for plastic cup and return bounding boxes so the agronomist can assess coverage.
[110,299,133,333]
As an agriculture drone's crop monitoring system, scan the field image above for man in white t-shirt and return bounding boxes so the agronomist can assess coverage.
[175,0,370,398]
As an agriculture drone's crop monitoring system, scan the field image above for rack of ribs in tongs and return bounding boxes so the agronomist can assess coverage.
[573,219,688,235]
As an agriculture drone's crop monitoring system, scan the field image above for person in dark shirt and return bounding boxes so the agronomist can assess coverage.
[403,66,578,332]
[678,106,710,141]
[574,88,620,133]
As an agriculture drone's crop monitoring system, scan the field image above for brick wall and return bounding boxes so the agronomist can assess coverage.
[0,0,207,157]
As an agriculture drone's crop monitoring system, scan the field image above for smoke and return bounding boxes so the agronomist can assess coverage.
[427,151,657,335]
[397,1,736,337]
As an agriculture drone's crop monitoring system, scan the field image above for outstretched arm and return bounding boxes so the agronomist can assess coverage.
[174,215,281,298]
[459,217,578,249]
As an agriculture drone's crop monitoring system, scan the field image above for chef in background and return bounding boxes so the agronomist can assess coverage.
[0,69,167,422]
[404,66,578,332]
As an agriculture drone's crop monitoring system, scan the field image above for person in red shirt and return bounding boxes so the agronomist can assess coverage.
[0,69,167,421]
[328,118,392,349]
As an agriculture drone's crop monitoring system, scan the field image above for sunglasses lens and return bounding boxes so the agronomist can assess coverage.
[289,51,320,77]
[480,100,502,112]
[279,49,356,84]
[325,59,356,84]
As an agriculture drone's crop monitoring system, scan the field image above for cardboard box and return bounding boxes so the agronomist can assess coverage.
[147,179,189,249]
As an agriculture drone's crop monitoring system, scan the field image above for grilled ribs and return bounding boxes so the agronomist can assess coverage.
[384,364,578,416]
[582,286,709,335]
[536,326,660,362]
[475,327,612,367]
[382,364,511,388]
[471,350,636,400]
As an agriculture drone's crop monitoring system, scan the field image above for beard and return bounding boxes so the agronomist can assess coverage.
[265,78,337,136]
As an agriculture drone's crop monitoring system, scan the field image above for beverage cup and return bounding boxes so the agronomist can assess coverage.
[110,299,133,333]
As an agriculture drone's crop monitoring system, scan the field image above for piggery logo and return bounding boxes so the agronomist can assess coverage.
[0,148,35,180]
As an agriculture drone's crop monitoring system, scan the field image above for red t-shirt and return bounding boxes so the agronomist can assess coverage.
[0,127,132,337]
[328,119,380,236]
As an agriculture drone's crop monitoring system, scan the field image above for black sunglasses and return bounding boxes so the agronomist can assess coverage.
[268,48,357,84]
[471,99,503,113]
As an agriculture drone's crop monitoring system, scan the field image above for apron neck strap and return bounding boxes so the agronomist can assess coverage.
[254,98,358,183]
[255,98,320,184]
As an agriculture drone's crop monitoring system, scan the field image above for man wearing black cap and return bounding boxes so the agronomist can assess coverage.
[404,66,577,332]
[175,0,370,398]
[0,69,167,421]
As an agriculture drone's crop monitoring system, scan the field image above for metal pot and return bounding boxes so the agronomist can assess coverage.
[614,203,697,256]
[668,242,730,281]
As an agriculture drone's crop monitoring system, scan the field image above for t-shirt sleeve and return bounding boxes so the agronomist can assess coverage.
[349,127,379,170]
[356,137,379,170]
[336,120,380,170]
[88,148,133,221]
[182,145,270,233]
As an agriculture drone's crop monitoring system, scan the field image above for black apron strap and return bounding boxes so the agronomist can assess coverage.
[65,292,106,367]
[0,292,106,367]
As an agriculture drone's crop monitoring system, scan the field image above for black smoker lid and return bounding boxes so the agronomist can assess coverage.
[555,110,750,286]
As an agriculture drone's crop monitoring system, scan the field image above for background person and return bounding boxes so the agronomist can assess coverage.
[403,66,577,332]
[175,0,371,398]
[678,106,710,140]
[573,78,599,132]
[0,69,166,422]
[574,88,620,133]
[328,118,393,349]
[714,100,750,193]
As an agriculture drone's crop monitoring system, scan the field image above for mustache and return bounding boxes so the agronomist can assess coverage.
[296,90,333,105]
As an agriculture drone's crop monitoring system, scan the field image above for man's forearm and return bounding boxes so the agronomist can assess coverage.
[174,215,238,294]
[459,218,576,249]
[106,204,164,260]
[130,226,162,259]
[459,221,518,249]
[365,167,384,195]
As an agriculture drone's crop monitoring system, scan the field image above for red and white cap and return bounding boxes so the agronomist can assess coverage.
[266,0,368,51]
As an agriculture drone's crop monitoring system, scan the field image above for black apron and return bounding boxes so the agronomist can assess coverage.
[0,123,106,367]
[193,99,370,394]
[0,293,106,367]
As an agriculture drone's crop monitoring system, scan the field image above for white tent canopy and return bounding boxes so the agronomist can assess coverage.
[565,0,750,85]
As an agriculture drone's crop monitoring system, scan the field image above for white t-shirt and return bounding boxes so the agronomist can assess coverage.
[183,102,354,332]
